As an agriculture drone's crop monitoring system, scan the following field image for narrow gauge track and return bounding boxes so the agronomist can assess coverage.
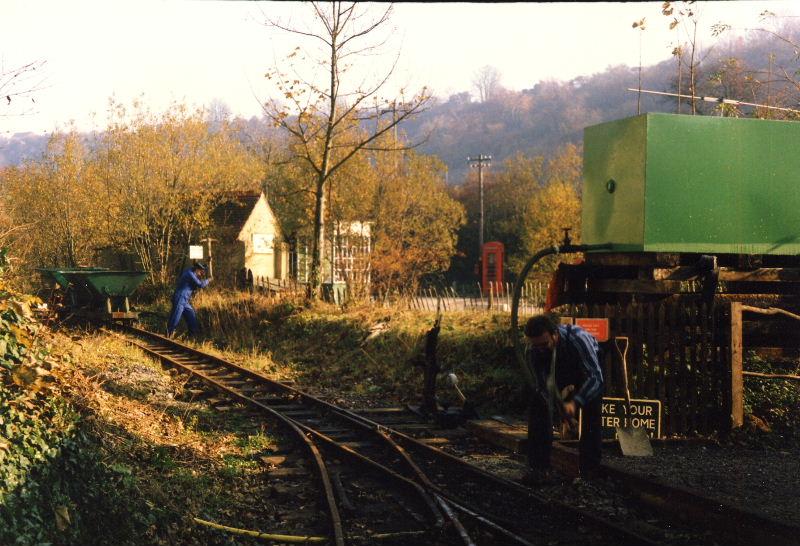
[113,325,662,546]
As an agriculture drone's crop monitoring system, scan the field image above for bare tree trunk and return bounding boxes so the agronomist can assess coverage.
[309,8,339,300]
[309,176,326,299]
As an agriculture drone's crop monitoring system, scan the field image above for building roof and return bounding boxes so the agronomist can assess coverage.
[212,192,262,234]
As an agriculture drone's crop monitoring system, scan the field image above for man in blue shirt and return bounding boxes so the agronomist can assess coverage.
[167,262,211,338]
[524,314,604,479]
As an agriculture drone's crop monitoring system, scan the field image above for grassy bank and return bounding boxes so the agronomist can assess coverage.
[145,289,528,414]
[147,289,800,446]
[1,303,303,545]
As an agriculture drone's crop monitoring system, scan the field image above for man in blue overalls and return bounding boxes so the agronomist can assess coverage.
[167,261,211,338]
[524,314,604,481]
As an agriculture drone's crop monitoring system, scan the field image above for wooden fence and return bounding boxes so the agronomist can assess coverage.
[251,276,306,296]
[556,300,735,436]
[236,274,548,314]
[392,282,547,315]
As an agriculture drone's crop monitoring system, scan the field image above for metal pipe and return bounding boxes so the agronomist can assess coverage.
[626,88,800,115]
[510,242,612,390]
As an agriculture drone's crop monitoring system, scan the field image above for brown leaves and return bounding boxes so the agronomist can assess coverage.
[10,364,51,392]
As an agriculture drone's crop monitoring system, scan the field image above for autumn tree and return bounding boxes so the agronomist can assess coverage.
[524,144,583,273]
[99,100,263,285]
[484,152,545,273]
[522,178,581,276]
[369,146,464,292]
[262,1,431,298]
[472,65,503,103]
[269,120,464,293]
[449,144,582,281]
[2,131,108,268]
[2,101,263,286]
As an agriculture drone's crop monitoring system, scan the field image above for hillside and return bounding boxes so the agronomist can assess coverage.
[404,24,800,182]
[2,23,798,176]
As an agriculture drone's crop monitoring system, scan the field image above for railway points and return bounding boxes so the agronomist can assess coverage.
[88,322,797,545]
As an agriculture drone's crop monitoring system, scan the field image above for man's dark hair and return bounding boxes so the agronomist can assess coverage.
[524,314,559,337]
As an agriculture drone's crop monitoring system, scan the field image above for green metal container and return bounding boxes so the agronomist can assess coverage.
[582,113,800,255]
[38,267,108,288]
[60,271,147,298]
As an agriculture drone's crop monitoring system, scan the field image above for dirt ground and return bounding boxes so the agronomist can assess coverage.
[603,441,800,526]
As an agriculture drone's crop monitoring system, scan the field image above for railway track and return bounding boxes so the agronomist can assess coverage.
[110,324,666,545]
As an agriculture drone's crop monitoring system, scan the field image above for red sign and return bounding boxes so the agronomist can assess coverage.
[574,318,609,342]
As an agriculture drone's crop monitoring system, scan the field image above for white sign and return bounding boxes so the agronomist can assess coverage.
[189,245,204,259]
[253,233,274,254]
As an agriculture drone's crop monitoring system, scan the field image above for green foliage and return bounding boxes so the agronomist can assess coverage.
[743,352,800,446]
[0,268,151,545]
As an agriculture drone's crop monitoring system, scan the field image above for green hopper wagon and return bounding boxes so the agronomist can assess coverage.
[39,268,147,322]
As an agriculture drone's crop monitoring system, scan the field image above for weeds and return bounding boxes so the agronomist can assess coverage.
[150,289,526,414]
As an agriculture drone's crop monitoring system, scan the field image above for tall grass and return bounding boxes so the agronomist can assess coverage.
[181,289,527,413]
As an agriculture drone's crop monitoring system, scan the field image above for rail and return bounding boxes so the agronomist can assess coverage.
[110,324,662,546]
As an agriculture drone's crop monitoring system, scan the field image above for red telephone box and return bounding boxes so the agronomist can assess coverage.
[481,241,504,293]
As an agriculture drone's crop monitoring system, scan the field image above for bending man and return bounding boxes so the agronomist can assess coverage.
[167,261,211,338]
[524,314,604,479]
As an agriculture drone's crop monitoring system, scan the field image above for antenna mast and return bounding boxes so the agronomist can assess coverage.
[627,88,800,116]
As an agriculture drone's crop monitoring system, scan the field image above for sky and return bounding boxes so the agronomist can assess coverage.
[2,1,798,135]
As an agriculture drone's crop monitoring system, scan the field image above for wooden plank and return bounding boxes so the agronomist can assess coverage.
[666,301,679,435]
[618,303,631,398]
[588,278,686,294]
[355,407,410,414]
[699,302,710,434]
[656,303,667,409]
[692,302,703,433]
[634,303,646,398]
[715,303,728,429]
[465,419,528,454]
[583,252,681,267]
[730,302,744,429]
[743,371,800,381]
[605,305,617,396]
[650,267,800,283]
[719,268,800,282]
[645,302,657,401]
[418,437,452,446]
[675,304,694,434]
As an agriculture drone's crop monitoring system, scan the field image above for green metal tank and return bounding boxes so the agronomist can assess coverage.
[582,113,800,255]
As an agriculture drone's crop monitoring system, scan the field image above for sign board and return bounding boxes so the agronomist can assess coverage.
[189,245,204,260]
[253,233,274,254]
[579,396,662,439]
[558,317,609,342]
[574,318,610,342]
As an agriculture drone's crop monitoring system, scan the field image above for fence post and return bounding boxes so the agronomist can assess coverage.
[728,302,744,429]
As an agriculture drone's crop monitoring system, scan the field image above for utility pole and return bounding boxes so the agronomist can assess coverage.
[200,237,217,279]
[467,154,491,259]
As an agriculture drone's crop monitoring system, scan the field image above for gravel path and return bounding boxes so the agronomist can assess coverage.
[604,442,800,526]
